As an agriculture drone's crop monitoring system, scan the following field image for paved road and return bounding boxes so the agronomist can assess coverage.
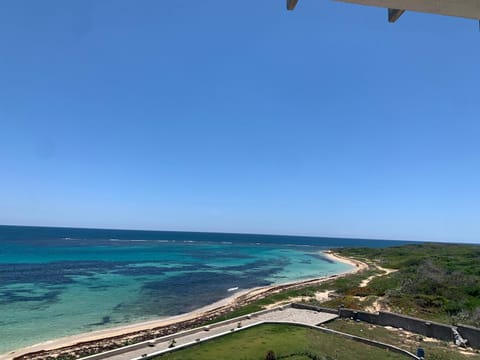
[98,307,338,360]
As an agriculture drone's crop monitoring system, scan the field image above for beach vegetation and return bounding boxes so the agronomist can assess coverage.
[209,268,381,323]
[211,243,480,329]
[335,243,480,325]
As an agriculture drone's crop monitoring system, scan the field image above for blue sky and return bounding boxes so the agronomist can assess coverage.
[0,1,479,243]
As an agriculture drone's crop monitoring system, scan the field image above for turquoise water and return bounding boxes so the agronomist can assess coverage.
[0,226,416,354]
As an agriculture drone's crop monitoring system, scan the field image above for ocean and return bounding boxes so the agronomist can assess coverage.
[0,225,417,354]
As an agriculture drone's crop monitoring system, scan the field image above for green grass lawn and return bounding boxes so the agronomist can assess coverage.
[326,319,480,360]
[155,323,410,360]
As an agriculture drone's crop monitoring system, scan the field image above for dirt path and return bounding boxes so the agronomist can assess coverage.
[360,265,397,288]
[360,264,397,313]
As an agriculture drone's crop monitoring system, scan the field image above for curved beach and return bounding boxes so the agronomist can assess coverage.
[2,252,366,360]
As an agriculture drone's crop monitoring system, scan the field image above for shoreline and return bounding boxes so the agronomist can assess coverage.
[2,251,367,360]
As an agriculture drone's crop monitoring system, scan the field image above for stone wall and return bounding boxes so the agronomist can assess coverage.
[457,324,480,349]
[376,312,452,342]
[291,303,338,315]
[294,304,480,349]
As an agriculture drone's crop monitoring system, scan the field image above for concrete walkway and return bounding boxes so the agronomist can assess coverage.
[85,307,338,360]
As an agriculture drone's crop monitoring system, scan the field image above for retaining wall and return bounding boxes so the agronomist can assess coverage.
[457,324,480,349]
[291,303,338,315]
[80,305,292,360]
[377,312,452,342]
[296,304,480,349]
[138,321,420,360]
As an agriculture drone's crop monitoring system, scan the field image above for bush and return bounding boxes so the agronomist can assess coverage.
[265,350,276,360]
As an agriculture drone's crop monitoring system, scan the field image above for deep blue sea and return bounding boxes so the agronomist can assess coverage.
[0,225,417,354]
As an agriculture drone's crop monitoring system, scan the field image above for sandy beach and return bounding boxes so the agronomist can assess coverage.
[2,251,367,360]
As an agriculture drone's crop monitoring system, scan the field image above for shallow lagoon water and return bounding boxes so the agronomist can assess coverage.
[0,226,415,353]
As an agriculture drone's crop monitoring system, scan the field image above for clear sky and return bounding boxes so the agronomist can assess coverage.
[1,1,479,243]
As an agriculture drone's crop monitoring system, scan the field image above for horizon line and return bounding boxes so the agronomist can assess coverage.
[2,223,477,245]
